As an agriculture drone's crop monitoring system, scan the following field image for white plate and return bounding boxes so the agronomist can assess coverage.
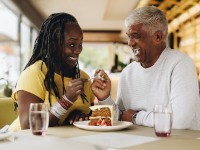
[73,121,133,131]
[0,131,13,140]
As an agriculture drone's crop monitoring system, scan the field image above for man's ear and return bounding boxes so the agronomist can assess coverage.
[153,30,163,43]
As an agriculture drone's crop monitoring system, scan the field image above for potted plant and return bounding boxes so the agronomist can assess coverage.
[0,77,12,97]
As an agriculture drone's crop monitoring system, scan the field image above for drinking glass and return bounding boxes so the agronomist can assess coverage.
[153,104,172,137]
[29,103,49,136]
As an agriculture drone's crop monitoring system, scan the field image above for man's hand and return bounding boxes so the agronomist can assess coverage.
[121,109,137,122]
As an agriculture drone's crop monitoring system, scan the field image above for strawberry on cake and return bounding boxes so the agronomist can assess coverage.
[88,105,114,126]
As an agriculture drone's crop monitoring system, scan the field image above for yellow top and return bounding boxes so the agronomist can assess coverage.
[10,60,95,131]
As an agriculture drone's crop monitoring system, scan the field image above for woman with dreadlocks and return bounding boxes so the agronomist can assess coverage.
[10,13,96,131]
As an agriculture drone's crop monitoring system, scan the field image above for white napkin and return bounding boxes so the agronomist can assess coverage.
[0,131,15,141]
[67,132,159,149]
[0,125,15,142]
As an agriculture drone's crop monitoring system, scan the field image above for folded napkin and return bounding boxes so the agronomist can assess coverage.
[0,125,15,142]
[0,131,15,141]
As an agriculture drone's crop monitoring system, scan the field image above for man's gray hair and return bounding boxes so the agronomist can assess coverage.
[125,6,168,41]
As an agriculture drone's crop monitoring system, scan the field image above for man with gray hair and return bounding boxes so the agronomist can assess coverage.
[92,6,200,130]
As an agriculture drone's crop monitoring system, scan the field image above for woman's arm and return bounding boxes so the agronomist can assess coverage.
[17,90,59,129]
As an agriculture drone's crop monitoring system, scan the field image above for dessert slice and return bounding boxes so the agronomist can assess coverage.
[88,105,114,126]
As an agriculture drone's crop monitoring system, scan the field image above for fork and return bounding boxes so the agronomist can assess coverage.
[87,75,106,81]
[87,76,98,81]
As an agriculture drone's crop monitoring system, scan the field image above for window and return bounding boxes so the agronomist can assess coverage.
[0,2,20,89]
[0,1,38,95]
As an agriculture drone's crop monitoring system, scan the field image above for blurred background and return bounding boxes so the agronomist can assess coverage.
[0,0,200,98]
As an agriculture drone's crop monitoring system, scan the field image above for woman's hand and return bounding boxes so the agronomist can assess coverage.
[65,78,87,102]
[65,110,90,125]
[91,69,111,101]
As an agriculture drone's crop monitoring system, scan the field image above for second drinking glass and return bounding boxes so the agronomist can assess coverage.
[153,104,172,137]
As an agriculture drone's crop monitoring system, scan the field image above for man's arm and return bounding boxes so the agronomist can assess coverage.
[169,57,199,129]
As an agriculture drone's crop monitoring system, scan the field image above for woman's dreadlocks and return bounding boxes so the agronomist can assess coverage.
[24,13,88,106]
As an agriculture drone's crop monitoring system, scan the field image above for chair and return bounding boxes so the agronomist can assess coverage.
[0,97,18,128]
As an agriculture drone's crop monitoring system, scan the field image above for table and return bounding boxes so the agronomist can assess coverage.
[0,125,200,150]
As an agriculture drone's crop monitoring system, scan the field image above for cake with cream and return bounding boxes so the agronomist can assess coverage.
[88,105,114,126]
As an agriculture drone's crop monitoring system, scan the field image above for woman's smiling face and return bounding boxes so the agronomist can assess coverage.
[62,23,83,68]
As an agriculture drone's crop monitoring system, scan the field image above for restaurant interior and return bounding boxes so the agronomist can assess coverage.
[0,0,200,139]
[0,1,200,149]
[0,0,200,96]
